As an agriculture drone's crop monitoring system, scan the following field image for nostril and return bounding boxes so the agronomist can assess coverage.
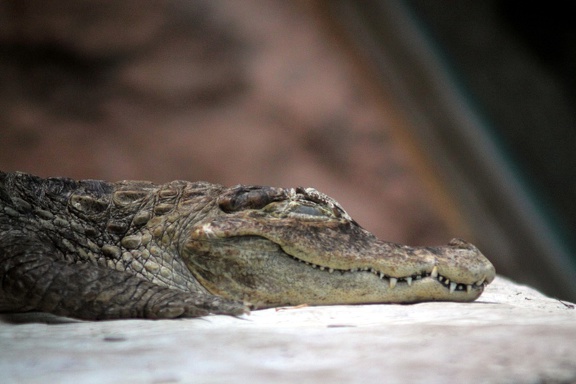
[449,238,471,248]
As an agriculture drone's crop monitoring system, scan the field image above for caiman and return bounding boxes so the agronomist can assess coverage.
[0,171,495,320]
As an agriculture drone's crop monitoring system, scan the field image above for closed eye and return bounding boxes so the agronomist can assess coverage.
[288,204,328,217]
[218,186,286,213]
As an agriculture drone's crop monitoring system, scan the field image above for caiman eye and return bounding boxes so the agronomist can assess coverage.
[289,204,327,217]
[218,186,286,212]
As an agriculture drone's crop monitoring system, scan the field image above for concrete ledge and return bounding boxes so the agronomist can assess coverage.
[1,276,575,383]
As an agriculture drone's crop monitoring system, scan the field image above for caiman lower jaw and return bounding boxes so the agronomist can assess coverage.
[283,252,488,296]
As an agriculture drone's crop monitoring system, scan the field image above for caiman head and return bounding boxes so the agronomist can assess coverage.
[181,185,496,308]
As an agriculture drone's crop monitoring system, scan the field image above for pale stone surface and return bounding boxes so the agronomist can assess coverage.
[1,276,575,383]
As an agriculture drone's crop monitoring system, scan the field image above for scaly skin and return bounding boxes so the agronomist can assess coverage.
[0,171,495,320]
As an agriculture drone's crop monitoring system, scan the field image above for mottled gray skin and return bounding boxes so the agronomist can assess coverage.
[0,171,495,320]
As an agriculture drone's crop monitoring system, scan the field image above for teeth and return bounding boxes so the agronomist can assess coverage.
[301,261,475,294]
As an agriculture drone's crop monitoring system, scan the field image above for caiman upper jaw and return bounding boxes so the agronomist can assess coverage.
[279,239,493,296]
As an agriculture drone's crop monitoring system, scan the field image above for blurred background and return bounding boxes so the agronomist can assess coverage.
[0,0,574,300]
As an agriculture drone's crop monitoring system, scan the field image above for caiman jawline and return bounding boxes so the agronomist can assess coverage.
[282,250,487,294]
[192,222,491,296]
